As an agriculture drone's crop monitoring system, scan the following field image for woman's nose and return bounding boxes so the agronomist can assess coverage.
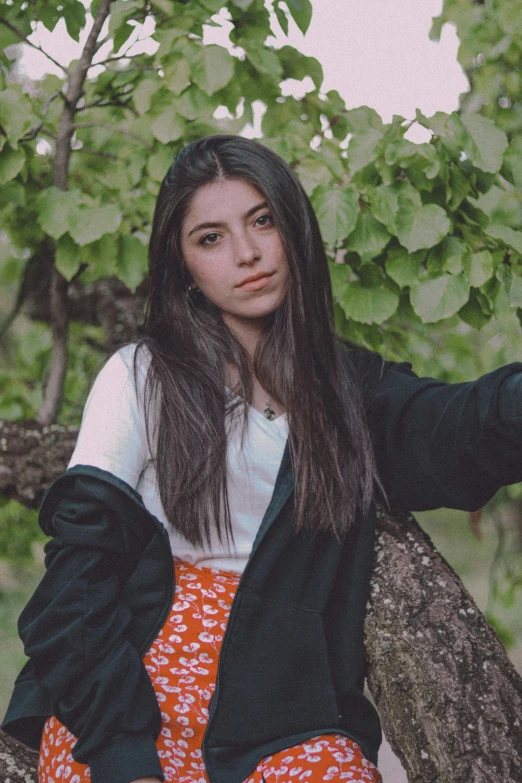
[233,231,260,265]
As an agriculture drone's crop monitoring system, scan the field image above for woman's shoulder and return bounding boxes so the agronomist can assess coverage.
[340,342,416,402]
[94,342,152,395]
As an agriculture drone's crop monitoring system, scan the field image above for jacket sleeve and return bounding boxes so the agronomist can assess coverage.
[367,358,522,511]
[18,472,166,783]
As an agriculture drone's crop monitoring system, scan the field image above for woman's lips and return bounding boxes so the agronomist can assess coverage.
[238,273,275,291]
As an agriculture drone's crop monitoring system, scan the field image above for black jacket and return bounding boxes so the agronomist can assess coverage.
[3,349,522,783]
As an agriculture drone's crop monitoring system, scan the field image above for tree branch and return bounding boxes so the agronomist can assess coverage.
[73,121,153,149]
[365,506,522,782]
[73,146,119,159]
[0,17,69,76]
[77,96,138,115]
[37,0,115,425]
[36,268,69,426]
[90,51,151,68]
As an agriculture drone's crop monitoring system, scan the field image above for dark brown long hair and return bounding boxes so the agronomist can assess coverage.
[136,134,378,547]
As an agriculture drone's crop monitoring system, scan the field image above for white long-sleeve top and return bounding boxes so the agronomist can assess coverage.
[68,344,289,573]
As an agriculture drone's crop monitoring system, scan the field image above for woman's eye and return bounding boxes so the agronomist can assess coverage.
[200,232,219,246]
[257,213,273,226]
[255,213,273,227]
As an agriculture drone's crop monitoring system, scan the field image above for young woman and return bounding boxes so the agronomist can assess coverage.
[3,134,522,783]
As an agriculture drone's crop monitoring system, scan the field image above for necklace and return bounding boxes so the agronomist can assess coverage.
[263,399,277,421]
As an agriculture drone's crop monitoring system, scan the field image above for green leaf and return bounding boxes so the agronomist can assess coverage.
[384,246,423,288]
[37,187,82,240]
[133,78,161,115]
[0,89,33,147]
[410,274,470,323]
[150,0,176,12]
[328,260,350,300]
[347,128,383,175]
[108,0,141,52]
[312,186,359,245]
[346,210,391,259]
[231,0,255,9]
[62,0,86,42]
[449,113,508,174]
[153,28,190,60]
[458,290,491,330]
[0,145,25,184]
[163,57,191,96]
[498,266,522,309]
[285,0,313,34]
[440,236,471,276]
[295,159,332,197]
[345,107,383,134]
[498,0,522,40]
[510,275,522,308]
[369,185,398,233]
[464,249,494,288]
[278,46,323,90]
[55,234,81,281]
[341,281,399,325]
[246,45,283,81]
[151,107,185,144]
[117,234,148,291]
[274,1,289,35]
[486,224,522,254]
[67,203,122,246]
[396,188,451,252]
[446,164,470,211]
[190,45,235,96]
[147,146,174,182]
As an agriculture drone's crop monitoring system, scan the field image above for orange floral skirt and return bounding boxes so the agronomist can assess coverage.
[38,559,382,783]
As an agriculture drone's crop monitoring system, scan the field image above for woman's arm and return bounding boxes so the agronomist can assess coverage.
[67,344,150,484]
[16,346,166,783]
[19,472,167,783]
[368,358,522,511]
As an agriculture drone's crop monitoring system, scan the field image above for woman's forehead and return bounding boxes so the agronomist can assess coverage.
[183,178,267,223]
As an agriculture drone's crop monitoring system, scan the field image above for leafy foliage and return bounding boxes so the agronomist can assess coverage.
[0,0,520,419]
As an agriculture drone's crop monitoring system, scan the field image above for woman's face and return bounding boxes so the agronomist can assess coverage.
[180,177,289,337]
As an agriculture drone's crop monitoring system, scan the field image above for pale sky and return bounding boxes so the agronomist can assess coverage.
[18,0,468,144]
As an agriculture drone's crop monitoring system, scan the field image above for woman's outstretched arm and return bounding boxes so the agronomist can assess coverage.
[368,358,522,511]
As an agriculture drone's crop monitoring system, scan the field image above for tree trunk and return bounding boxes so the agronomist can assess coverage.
[366,506,522,782]
[0,420,78,507]
[1,428,521,781]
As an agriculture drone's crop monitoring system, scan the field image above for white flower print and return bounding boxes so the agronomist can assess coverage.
[38,564,381,783]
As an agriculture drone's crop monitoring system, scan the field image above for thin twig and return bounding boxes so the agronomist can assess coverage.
[21,89,64,142]
[73,121,153,149]
[0,17,69,76]
[90,51,146,68]
[40,128,59,141]
[78,97,138,115]
[73,146,118,160]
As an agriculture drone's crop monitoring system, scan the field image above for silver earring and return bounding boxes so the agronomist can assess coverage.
[187,282,202,303]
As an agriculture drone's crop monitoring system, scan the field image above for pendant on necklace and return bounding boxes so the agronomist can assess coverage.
[263,403,276,421]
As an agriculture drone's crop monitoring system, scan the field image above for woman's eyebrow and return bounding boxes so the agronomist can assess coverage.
[187,201,269,236]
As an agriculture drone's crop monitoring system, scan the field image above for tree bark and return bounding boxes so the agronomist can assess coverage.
[366,506,522,782]
[21,257,147,349]
[1,428,521,781]
[0,728,38,782]
[0,420,78,507]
